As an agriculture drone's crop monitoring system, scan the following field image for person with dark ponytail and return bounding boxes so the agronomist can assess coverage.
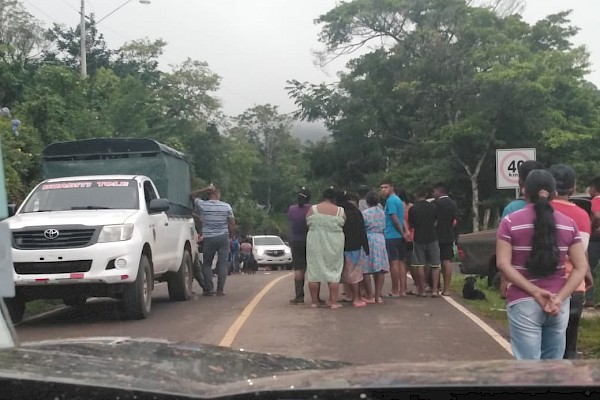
[496,169,589,359]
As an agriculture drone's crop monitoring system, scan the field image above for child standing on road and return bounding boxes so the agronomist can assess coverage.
[240,238,255,274]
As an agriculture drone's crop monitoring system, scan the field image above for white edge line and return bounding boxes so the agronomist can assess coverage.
[442,295,513,356]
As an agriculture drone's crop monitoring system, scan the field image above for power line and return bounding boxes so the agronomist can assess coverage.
[58,0,80,14]
[23,0,60,22]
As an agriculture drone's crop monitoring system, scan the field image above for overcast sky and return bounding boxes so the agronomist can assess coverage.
[23,0,600,140]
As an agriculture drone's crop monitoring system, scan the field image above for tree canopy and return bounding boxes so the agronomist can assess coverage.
[2,0,600,236]
[289,0,600,231]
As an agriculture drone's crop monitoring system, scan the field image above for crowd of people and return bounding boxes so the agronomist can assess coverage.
[190,162,598,362]
[286,180,458,309]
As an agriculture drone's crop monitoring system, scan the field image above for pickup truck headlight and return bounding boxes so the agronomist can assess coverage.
[284,247,291,255]
[98,224,134,243]
[256,248,265,256]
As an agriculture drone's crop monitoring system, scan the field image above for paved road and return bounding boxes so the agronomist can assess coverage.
[15,271,512,364]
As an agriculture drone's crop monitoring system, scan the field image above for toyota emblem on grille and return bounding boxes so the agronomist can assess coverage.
[44,229,60,240]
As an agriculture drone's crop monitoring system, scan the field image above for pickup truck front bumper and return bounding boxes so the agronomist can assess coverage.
[11,239,144,289]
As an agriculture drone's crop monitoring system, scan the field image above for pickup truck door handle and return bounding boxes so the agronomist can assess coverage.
[164,222,169,226]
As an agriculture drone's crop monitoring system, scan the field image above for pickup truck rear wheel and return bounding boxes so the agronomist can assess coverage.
[123,254,152,319]
[5,296,25,324]
[168,250,193,301]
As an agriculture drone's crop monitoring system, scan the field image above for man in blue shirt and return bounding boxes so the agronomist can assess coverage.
[380,179,407,297]
[190,183,236,296]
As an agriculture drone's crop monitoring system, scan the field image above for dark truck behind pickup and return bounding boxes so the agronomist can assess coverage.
[457,194,592,288]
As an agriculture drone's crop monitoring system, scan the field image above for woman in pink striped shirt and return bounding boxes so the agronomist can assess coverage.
[496,169,588,360]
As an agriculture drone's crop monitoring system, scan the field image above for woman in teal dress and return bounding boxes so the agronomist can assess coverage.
[306,188,346,309]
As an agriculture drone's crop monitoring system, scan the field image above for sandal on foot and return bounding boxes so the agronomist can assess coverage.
[441,292,451,297]
[310,304,319,308]
[363,298,376,304]
[375,298,384,303]
[386,293,401,298]
[353,301,367,307]
[330,304,343,309]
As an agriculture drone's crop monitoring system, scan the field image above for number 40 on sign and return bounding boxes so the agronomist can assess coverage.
[496,148,536,190]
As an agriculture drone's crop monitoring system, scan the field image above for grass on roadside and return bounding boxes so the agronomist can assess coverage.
[23,299,62,319]
[450,273,508,328]
[578,318,600,359]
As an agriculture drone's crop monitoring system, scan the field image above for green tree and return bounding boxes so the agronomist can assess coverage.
[44,16,111,77]
[230,104,306,214]
[0,0,44,66]
[290,0,599,231]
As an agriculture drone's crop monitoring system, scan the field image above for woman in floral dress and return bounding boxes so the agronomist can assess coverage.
[362,191,389,303]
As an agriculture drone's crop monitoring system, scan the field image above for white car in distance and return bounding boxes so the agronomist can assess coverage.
[251,235,292,270]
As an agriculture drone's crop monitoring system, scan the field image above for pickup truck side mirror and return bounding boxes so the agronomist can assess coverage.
[7,204,16,217]
[148,199,170,214]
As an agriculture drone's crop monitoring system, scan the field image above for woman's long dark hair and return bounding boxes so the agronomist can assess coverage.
[523,170,559,277]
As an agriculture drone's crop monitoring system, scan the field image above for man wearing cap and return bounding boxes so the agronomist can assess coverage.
[288,187,312,304]
[549,164,593,358]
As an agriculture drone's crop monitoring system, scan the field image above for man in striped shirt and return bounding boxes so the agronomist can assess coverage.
[190,184,236,296]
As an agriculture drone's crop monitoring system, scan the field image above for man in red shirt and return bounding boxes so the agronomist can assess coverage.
[550,164,593,358]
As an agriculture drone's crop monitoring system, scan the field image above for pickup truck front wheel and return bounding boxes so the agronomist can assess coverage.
[168,250,193,301]
[123,254,152,319]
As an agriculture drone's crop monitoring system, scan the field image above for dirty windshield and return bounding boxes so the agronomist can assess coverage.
[3,0,600,398]
[20,180,138,212]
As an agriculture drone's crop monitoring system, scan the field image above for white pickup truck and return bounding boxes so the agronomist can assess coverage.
[5,139,199,322]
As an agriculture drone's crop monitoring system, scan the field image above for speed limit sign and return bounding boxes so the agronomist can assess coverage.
[496,148,536,189]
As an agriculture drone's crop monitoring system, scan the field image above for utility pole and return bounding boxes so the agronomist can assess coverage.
[80,0,86,79]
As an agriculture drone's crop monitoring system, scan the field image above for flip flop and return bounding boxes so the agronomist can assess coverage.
[353,301,367,307]
[340,298,353,303]
[310,304,319,308]
[441,292,451,297]
[363,298,376,304]
[386,293,401,298]
[330,304,343,309]
[375,298,383,303]
[431,292,441,298]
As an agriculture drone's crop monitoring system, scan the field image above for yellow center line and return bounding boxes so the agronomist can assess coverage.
[219,272,292,347]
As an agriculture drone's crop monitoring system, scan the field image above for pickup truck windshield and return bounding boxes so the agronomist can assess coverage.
[20,180,139,213]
